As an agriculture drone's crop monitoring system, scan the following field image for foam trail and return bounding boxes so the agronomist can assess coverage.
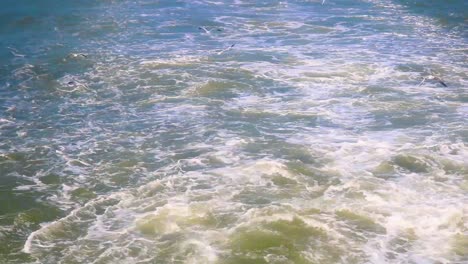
[1,0,467,263]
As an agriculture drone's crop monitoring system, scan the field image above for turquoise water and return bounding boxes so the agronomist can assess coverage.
[1,0,467,263]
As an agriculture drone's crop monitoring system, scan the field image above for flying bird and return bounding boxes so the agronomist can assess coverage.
[419,75,447,87]
[217,44,235,55]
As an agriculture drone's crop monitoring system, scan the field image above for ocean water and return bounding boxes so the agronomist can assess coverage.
[0,0,467,263]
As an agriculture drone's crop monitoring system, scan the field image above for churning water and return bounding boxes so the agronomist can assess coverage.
[0,0,467,263]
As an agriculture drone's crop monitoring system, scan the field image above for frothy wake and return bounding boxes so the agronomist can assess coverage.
[0,0,466,263]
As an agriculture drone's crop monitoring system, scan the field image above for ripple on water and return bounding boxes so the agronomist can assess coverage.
[1,0,467,263]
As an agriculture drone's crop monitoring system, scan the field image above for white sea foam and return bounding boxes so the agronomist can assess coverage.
[2,0,466,263]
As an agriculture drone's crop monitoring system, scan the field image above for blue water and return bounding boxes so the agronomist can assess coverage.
[1,0,467,263]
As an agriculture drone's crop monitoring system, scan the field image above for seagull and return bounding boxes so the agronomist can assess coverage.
[198,26,211,34]
[198,26,223,34]
[7,47,25,57]
[217,44,235,55]
[6,105,17,113]
[57,80,92,93]
[419,74,447,87]
[67,53,87,59]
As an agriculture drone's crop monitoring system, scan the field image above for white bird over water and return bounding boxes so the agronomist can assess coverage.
[198,26,223,34]
[217,44,235,55]
[419,74,448,87]
[67,53,87,59]
[7,47,25,57]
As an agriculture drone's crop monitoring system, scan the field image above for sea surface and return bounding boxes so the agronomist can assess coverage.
[0,0,467,263]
